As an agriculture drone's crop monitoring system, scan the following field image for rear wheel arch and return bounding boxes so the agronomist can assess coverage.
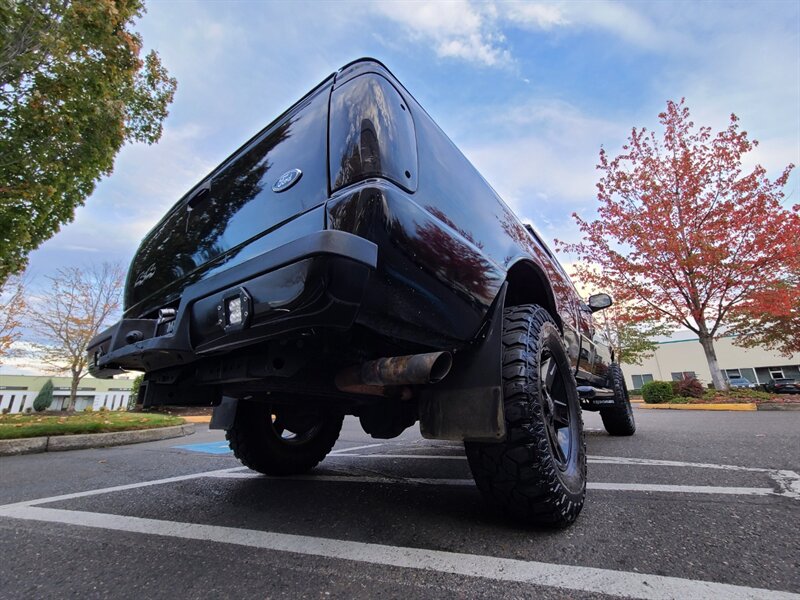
[504,260,562,331]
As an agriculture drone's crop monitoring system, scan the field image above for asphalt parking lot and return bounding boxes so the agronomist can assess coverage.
[1,408,798,599]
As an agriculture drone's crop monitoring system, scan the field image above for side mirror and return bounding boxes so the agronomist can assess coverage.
[587,293,613,312]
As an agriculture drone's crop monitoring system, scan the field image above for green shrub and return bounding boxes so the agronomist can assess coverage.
[83,406,93,413]
[641,381,674,404]
[99,406,108,412]
[33,379,55,412]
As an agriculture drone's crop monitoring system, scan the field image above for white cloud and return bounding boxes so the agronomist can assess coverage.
[0,342,52,375]
[373,1,679,67]
[504,3,568,29]
[560,2,672,50]
[463,99,623,211]
[373,1,511,67]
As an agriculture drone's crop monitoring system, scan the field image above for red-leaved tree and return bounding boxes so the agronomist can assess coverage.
[559,99,798,390]
[728,262,800,358]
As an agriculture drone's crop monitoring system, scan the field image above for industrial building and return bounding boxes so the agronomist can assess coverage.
[0,375,135,413]
[621,333,799,390]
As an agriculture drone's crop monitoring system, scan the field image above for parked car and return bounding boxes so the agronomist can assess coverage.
[87,58,636,528]
[766,378,800,394]
[727,376,756,389]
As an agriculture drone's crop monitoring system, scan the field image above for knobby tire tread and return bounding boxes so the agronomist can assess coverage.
[465,304,587,528]
[600,363,636,436]
[226,402,343,476]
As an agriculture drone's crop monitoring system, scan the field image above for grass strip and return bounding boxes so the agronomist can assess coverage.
[0,412,184,440]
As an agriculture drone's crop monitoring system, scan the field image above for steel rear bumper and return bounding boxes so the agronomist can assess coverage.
[88,231,378,378]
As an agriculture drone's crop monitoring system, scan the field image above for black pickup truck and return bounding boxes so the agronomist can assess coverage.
[88,58,634,528]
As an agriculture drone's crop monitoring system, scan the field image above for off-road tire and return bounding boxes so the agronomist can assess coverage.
[600,363,636,436]
[226,401,343,475]
[465,304,586,528]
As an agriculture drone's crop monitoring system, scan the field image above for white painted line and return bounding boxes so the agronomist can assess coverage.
[329,443,384,455]
[588,455,773,473]
[206,472,778,497]
[588,482,774,496]
[772,470,800,499]
[0,506,795,600]
[0,466,248,511]
[588,457,800,499]
[331,453,779,473]
[326,453,800,498]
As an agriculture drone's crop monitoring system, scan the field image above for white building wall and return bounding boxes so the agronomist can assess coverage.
[0,391,131,414]
[622,335,800,388]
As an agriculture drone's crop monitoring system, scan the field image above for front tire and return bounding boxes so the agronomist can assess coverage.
[226,401,343,475]
[465,304,586,528]
[599,363,636,436]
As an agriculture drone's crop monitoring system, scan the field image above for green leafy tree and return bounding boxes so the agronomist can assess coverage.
[593,301,672,366]
[32,378,54,411]
[0,0,177,284]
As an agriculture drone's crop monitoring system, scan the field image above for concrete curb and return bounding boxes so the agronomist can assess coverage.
[637,403,756,411]
[0,423,195,457]
[756,403,800,411]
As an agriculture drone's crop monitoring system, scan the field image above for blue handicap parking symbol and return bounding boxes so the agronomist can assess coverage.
[173,441,232,455]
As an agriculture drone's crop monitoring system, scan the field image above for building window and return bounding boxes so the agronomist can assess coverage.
[631,374,654,389]
[725,369,741,379]
[769,368,785,379]
[671,371,697,381]
[8,395,15,412]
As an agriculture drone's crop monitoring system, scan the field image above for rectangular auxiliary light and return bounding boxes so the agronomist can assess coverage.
[218,287,252,333]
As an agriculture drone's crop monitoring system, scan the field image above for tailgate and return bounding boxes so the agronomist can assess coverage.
[125,74,334,317]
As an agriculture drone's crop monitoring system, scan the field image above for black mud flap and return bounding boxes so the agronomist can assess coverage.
[210,396,238,430]
[419,284,506,443]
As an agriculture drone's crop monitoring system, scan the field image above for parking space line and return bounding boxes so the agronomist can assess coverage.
[205,472,780,497]
[329,443,384,454]
[588,482,775,496]
[0,505,795,599]
[330,452,780,473]
[328,453,800,499]
[0,466,248,511]
[588,455,773,472]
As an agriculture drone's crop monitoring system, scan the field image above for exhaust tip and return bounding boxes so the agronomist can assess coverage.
[428,352,453,383]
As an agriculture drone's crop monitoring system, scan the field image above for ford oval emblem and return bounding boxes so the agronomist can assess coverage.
[272,168,302,193]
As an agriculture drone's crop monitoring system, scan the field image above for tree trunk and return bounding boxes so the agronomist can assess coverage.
[67,370,79,411]
[698,333,727,390]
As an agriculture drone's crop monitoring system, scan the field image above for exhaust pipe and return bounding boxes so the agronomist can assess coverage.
[335,351,453,397]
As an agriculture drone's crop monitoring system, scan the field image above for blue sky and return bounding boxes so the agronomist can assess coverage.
[22,0,800,282]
